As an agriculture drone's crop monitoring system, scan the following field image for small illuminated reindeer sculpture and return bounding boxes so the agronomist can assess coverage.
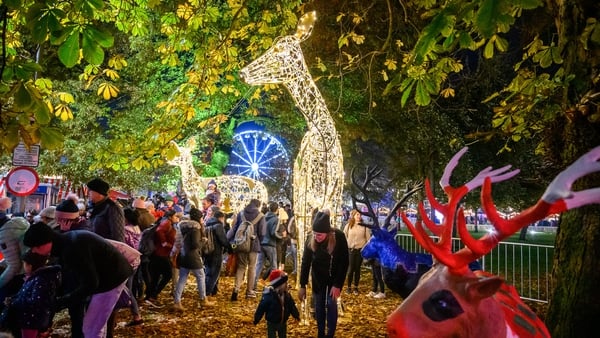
[388,146,600,338]
[167,140,268,212]
[351,166,431,298]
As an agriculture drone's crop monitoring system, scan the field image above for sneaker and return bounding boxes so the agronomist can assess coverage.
[374,292,386,299]
[230,291,238,302]
[172,302,185,312]
[367,291,376,297]
[200,298,215,307]
[144,298,163,308]
[246,291,257,298]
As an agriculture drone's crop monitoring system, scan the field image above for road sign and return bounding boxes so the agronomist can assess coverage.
[12,143,40,167]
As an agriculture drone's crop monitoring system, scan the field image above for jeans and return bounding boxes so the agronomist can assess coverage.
[234,251,258,294]
[83,280,127,338]
[347,248,363,289]
[286,242,297,272]
[371,263,385,293]
[204,252,223,296]
[146,255,172,299]
[126,269,140,316]
[255,245,277,287]
[313,288,338,338]
[174,267,207,302]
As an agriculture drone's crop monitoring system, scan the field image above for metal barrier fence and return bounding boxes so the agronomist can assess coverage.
[396,233,554,303]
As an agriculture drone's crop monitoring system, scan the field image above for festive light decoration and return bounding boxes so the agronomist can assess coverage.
[240,11,344,266]
[168,140,269,213]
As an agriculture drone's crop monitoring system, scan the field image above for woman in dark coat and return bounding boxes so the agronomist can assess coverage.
[172,208,215,311]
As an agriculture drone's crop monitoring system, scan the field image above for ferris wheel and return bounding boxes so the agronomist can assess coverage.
[225,128,291,182]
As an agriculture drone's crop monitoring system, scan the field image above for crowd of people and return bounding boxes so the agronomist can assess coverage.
[0,177,388,338]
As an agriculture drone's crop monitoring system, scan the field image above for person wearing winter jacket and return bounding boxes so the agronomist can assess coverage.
[254,269,300,338]
[0,197,29,305]
[87,178,126,242]
[204,207,232,296]
[23,222,133,338]
[172,207,214,311]
[298,211,349,338]
[7,250,61,338]
[228,199,266,301]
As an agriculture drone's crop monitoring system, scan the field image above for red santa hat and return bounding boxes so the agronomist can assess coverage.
[268,269,288,288]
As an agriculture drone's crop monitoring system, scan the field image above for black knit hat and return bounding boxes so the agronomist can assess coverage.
[312,211,331,233]
[55,194,80,220]
[23,222,55,248]
[87,178,110,196]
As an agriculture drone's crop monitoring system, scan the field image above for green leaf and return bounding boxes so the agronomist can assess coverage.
[33,100,52,125]
[400,82,414,107]
[14,83,34,110]
[494,36,509,52]
[415,81,431,106]
[39,127,65,150]
[475,0,500,38]
[483,39,494,59]
[515,0,543,10]
[82,31,105,65]
[84,26,114,48]
[58,33,80,68]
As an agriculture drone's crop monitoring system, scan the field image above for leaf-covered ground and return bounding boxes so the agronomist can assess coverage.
[50,268,400,337]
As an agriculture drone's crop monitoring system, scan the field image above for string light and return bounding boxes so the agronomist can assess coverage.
[240,11,344,272]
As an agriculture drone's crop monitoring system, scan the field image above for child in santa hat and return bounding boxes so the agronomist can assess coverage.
[253,269,300,338]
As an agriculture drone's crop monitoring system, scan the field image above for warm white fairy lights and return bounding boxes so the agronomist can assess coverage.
[168,141,269,213]
[240,11,344,265]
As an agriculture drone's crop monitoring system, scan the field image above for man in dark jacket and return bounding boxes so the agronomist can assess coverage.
[23,222,133,338]
[87,178,126,242]
[204,207,232,296]
[227,198,266,301]
[298,211,349,338]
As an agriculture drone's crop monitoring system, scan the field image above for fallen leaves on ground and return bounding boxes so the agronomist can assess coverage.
[50,268,400,337]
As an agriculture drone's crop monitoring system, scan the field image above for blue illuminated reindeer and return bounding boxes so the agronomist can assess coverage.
[351,166,431,298]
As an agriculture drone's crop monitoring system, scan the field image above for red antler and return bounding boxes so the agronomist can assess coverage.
[404,146,600,274]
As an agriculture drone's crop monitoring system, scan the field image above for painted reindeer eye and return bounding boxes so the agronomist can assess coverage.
[422,289,464,322]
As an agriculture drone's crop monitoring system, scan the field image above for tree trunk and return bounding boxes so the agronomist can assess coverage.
[546,117,600,337]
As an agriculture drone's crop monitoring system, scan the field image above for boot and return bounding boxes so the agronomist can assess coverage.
[172,302,185,312]
[230,291,238,301]
[200,298,216,308]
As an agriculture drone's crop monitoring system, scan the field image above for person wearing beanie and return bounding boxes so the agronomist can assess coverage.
[87,178,126,242]
[23,222,133,338]
[298,210,349,338]
[254,268,300,337]
[55,194,90,232]
[0,214,29,306]
[7,250,60,338]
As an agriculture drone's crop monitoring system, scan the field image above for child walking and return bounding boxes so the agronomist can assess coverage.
[9,250,61,338]
[254,269,300,338]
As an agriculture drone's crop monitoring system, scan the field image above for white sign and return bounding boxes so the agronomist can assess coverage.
[12,143,40,167]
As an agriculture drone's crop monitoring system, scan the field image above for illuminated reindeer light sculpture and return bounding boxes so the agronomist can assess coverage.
[240,11,344,256]
[167,140,268,213]
[388,146,600,338]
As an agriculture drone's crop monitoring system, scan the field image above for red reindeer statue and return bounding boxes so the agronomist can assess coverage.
[388,146,600,338]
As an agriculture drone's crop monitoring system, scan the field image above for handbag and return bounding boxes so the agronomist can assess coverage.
[225,253,238,277]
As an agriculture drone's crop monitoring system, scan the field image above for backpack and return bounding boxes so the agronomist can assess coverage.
[230,213,262,253]
[138,221,160,256]
[202,226,216,255]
